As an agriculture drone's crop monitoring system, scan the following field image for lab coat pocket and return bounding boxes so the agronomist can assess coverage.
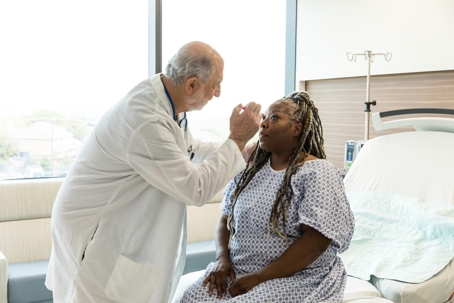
[105,254,162,303]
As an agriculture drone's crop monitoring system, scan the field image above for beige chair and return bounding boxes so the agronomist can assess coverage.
[0,178,63,303]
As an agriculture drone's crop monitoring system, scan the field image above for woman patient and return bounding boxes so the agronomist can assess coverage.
[180,91,354,303]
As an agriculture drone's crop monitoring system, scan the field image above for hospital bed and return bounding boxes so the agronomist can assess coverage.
[342,108,454,303]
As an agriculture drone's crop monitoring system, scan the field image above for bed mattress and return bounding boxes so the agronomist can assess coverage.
[371,258,454,303]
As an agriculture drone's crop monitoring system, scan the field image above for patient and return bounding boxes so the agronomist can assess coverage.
[180,91,355,303]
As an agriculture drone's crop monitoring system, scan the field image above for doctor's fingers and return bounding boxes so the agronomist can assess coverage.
[231,104,243,117]
[243,102,261,115]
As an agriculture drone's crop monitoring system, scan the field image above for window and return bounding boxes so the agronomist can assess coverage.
[0,0,148,179]
[0,0,286,179]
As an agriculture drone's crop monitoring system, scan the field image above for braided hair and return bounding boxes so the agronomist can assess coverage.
[227,91,326,245]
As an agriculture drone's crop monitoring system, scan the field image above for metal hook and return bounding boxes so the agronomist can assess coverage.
[349,51,392,63]
[347,52,371,62]
[346,53,355,62]
[384,52,392,62]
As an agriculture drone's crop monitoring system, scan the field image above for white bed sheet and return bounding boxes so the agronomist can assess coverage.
[341,191,454,283]
[344,130,454,303]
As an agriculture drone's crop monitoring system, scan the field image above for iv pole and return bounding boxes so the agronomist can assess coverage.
[347,50,392,140]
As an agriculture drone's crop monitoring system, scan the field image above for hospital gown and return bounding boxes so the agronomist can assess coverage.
[180,159,354,303]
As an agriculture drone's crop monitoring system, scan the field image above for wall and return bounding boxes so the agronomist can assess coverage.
[296,0,454,81]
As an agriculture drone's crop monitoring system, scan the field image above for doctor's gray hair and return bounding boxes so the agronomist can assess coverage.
[164,46,215,86]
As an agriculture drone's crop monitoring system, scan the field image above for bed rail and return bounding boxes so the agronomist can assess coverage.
[372,108,454,133]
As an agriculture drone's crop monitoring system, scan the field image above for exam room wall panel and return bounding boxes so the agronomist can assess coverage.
[304,70,454,170]
[295,0,454,81]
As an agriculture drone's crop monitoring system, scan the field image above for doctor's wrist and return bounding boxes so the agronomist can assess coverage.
[227,136,247,152]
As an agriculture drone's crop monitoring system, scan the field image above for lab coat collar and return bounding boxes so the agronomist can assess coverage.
[151,73,186,128]
[151,73,173,119]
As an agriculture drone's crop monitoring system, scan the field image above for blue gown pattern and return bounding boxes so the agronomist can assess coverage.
[180,160,354,303]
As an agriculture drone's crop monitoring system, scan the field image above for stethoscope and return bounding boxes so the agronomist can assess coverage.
[161,75,194,159]
[160,76,188,131]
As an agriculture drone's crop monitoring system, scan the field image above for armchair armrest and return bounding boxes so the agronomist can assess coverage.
[0,251,7,303]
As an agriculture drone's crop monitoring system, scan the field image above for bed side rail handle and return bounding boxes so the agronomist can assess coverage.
[372,108,454,133]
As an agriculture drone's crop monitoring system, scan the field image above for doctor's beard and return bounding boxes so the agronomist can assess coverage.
[187,88,210,111]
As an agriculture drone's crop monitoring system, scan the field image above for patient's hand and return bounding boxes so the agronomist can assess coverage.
[202,259,236,298]
[228,272,262,297]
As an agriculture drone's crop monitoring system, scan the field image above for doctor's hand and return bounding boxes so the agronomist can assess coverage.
[202,259,236,298]
[228,272,263,297]
[228,102,262,152]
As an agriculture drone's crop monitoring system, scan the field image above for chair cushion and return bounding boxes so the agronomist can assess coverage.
[8,260,53,303]
[183,240,216,275]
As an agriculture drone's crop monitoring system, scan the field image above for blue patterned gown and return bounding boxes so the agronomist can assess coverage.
[180,159,354,303]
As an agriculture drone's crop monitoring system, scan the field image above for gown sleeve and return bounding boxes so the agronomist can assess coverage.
[220,176,239,216]
[297,161,355,253]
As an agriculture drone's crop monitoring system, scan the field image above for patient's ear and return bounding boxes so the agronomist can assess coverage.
[293,123,302,137]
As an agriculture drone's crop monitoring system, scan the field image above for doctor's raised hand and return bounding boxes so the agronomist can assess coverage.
[45,41,264,303]
[228,102,262,152]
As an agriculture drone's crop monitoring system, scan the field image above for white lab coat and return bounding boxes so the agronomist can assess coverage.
[45,74,245,303]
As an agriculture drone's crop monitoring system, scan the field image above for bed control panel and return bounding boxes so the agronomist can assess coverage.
[344,140,356,171]
[344,140,368,171]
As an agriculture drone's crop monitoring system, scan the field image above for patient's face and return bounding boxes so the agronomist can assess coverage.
[259,101,300,153]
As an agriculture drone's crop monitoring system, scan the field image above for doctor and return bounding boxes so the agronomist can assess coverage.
[45,41,262,303]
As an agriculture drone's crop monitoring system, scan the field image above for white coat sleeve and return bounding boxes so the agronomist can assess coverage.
[126,120,245,206]
[186,128,220,165]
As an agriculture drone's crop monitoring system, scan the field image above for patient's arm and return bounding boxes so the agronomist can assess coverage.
[228,224,332,297]
[202,213,235,298]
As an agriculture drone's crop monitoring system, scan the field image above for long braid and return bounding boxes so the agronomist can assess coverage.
[227,91,326,246]
[226,144,270,245]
